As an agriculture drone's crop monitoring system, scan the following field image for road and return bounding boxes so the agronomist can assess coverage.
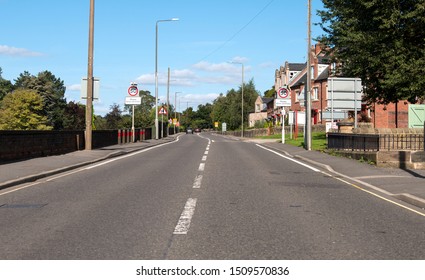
[0,133,424,259]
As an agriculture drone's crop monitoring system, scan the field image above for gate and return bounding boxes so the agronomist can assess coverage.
[408,104,425,128]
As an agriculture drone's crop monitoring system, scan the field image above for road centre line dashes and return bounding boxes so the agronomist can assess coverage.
[193,175,203,189]
[173,198,197,234]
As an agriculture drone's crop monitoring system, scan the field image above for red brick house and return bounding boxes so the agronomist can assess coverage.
[274,44,413,128]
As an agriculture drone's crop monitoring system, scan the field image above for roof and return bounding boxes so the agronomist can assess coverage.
[315,67,329,81]
[288,63,305,71]
[261,97,274,104]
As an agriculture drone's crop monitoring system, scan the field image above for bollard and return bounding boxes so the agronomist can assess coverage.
[118,129,121,145]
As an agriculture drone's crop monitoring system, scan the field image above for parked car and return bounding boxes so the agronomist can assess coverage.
[194,128,201,133]
[186,128,193,134]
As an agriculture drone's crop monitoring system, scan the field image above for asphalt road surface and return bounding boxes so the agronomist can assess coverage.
[0,133,424,259]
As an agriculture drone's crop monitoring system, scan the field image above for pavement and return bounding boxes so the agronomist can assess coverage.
[1,133,424,211]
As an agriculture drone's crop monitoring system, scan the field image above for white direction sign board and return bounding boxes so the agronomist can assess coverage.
[125,96,141,105]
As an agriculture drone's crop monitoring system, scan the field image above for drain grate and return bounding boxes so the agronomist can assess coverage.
[0,203,47,209]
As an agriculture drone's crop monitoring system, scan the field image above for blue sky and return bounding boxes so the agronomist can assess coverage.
[1,0,324,115]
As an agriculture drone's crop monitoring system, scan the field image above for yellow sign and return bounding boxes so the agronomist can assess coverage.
[173,118,178,124]
[214,122,219,128]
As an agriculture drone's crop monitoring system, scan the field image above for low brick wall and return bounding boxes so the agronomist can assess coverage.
[0,130,85,162]
[0,130,121,162]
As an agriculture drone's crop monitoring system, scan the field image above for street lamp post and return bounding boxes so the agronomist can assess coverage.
[230,61,244,138]
[155,18,178,140]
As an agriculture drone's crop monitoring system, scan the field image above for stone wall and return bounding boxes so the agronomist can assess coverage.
[0,130,119,162]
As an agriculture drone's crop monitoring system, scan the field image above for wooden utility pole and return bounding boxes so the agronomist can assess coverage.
[85,0,95,150]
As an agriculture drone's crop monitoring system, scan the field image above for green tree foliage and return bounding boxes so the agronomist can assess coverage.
[0,67,15,101]
[211,79,260,130]
[14,70,67,129]
[63,102,86,130]
[0,89,52,130]
[264,86,276,98]
[318,0,425,104]
[105,103,124,129]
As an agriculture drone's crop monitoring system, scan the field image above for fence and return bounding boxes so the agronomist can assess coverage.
[327,133,424,151]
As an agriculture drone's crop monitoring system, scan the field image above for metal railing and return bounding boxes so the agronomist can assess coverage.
[327,133,424,151]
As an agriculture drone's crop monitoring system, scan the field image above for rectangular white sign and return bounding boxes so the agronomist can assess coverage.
[125,96,141,105]
[80,77,100,100]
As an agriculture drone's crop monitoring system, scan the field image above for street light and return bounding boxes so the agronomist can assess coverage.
[155,18,179,140]
[230,61,244,138]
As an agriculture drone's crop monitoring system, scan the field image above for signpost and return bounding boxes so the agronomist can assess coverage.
[126,83,139,142]
[158,106,168,139]
[276,87,291,143]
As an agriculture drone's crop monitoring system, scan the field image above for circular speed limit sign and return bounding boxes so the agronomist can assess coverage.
[278,87,289,98]
[128,85,138,96]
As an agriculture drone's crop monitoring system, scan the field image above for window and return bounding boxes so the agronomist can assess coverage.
[313,87,318,100]
[256,104,260,112]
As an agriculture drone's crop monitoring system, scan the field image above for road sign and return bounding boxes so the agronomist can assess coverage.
[128,85,138,96]
[277,87,291,106]
[159,107,168,115]
[125,96,141,105]
[277,87,289,98]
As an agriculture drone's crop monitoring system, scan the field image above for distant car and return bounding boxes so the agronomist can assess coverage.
[194,128,201,133]
[186,128,193,134]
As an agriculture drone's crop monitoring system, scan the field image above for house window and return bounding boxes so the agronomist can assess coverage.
[295,90,300,102]
[313,87,318,100]
[256,104,260,112]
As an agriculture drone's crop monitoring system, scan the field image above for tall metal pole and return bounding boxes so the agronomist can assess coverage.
[305,0,312,150]
[85,0,95,150]
[155,18,178,140]
[167,67,170,137]
[155,21,159,140]
[241,64,244,138]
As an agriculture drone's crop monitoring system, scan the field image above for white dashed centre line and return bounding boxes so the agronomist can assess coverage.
[193,175,203,189]
[198,163,205,171]
[174,198,197,234]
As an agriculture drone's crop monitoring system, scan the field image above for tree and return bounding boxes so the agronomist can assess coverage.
[211,79,260,130]
[14,70,67,129]
[105,103,124,129]
[0,89,52,130]
[0,67,15,101]
[318,0,425,104]
[63,102,86,130]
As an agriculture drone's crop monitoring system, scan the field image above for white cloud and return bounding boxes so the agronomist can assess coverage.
[192,61,237,73]
[230,56,249,64]
[0,45,44,57]
[66,84,81,91]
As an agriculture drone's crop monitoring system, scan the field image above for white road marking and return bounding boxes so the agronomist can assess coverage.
[198,163,205,171]
[0,137,181,196]
[256,144,320,172]
[193,175,203,189]
[257,144,425,217]
[174,198,197,234]
[204,151,209,155]
[202,155,207,161]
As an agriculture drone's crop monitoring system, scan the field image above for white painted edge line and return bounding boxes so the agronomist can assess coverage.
[173,198,197,234]
[257,144,425,217]
[193,175,203,189]
[0,137,181,197]
[256,144,320,172]
[198,163,205,171]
